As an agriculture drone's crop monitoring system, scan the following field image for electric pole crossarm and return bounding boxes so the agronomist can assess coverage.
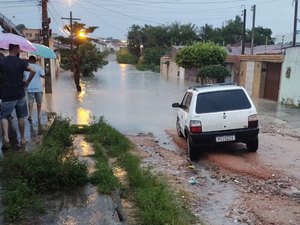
[61,11,81,52]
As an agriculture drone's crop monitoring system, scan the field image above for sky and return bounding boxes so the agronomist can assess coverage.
[0,0,297,40]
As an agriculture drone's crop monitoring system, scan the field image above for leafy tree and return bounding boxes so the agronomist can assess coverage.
[15,24,26,33]
[127,24,143,59]
[143,47,168,65]
[126,22,199,70]
[175,42,227,69]
[56,22,106,91]
[78,43,108,77]
[221,16,243,45]
[246,26,274,45]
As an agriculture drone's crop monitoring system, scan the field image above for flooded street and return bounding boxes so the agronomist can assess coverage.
[45,54,191,141]
[40,54,300,225]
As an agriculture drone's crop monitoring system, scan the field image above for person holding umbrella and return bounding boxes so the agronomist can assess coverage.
[0,44,35,149]
[24,55,45,124]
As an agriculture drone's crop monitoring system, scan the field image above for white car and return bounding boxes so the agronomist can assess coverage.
[172,84,259,161]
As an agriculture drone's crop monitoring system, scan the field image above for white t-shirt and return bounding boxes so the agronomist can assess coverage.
[24,63,45,92]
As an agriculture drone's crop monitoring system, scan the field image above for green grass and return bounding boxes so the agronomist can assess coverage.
[0,116,88,222]
[0,116,201,224]
[82,117,200,225]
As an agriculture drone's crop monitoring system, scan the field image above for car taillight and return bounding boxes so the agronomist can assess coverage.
[248,114,258,128]
[190,120,202,133]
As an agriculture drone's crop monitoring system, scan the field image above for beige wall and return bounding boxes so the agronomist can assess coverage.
[239,61,262,98]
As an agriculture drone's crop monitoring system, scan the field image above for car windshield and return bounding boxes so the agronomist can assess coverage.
[196,89,252,113]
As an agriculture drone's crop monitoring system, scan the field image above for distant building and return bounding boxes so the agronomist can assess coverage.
[23,29,42,43]
[274,33,300,45]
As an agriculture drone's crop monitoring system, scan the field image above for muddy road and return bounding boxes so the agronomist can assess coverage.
[128,114,300,225]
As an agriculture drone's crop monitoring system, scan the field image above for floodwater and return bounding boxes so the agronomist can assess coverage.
[44,54,193,143]
[45,55,300,140]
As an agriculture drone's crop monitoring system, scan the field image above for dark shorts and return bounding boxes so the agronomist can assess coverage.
[1,96,28,119]
[27,92,43,104]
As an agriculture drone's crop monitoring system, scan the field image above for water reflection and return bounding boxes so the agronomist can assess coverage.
[76,107,91,125]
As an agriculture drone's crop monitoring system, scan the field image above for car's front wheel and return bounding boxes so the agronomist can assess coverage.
[187,134,198,161]
[176,119,184,137]
[246,138,258,152]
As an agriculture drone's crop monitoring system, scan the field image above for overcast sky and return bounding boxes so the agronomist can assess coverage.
[0,0,296,39]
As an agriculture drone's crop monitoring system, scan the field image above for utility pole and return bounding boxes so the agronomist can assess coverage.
[41,0,52,93]
[62,11,81,53]
[62,12,82,91]
[293,0,298,46]
[242,8,246,54]
[251,5,256,54]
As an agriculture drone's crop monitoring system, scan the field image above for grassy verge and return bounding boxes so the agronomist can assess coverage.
[0,116,200,224]
[80,117,199,225]
[0,117,88,223]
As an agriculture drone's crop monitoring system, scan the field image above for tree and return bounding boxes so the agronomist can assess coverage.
[15,24,26,33]
[127,24,143,59]
[175,42,227,69]
[221,16,243,45]
[246,26,274,45]
[78,43,108,77]
[126,22,199,70]
[56,22,106,91]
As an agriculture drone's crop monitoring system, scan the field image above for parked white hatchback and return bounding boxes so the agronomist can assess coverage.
[172,83,259,161]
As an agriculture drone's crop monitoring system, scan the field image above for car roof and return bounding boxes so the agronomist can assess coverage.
[188,83,243,94]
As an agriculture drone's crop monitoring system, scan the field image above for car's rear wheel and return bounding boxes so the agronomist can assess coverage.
[176,119,184,137]
[187,134,198,161]
[246,138,258,152]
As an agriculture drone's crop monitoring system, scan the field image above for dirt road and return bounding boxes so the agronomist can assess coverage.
[128,114,300,225]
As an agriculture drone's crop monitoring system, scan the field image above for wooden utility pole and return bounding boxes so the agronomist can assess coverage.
[293,0,298,46]
[62,12,82,91]
[242,8,246,54]
[251,5,256,54]
[41,0,52,93]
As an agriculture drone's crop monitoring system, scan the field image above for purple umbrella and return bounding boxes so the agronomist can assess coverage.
[0,33,36,52]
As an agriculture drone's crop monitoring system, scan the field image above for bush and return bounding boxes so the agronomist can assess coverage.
[176,42,227,69]
[116,49,138,64]
[199,64,231,81]
[143,47,167,65]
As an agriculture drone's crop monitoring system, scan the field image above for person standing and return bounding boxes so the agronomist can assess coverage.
[24,55,45,124]
[0,44,35,148]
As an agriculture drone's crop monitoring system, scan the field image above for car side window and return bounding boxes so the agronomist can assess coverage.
[181,92,192,112]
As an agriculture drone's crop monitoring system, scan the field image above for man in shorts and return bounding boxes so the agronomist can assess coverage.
[0,44,35,148]
[24,55,45,124]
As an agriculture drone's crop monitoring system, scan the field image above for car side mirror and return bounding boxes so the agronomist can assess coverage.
[172,103,180,108]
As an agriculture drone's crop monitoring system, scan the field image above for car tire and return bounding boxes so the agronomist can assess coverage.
[187,134,198,161]
[176,119,184,137]
[246,138,258,152]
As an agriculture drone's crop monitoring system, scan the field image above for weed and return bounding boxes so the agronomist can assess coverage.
[0,117,88,222]
[85,118,199,225]
[89,143,120,194]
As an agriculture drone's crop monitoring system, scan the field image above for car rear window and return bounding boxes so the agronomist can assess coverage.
[196,89,252,113]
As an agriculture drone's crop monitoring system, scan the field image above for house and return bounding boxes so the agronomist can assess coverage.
[279,46,300,106]
[23,29,42,43]
[160,45,285,102]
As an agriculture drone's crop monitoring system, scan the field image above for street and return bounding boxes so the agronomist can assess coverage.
[3,54,299,225]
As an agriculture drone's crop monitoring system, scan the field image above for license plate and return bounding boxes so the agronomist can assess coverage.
[216,135,235,142]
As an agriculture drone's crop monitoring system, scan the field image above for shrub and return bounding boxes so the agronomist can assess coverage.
[116,49,138,64]
[199,64,231,82]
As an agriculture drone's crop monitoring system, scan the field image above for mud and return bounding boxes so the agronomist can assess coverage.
[128,114,300,225]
